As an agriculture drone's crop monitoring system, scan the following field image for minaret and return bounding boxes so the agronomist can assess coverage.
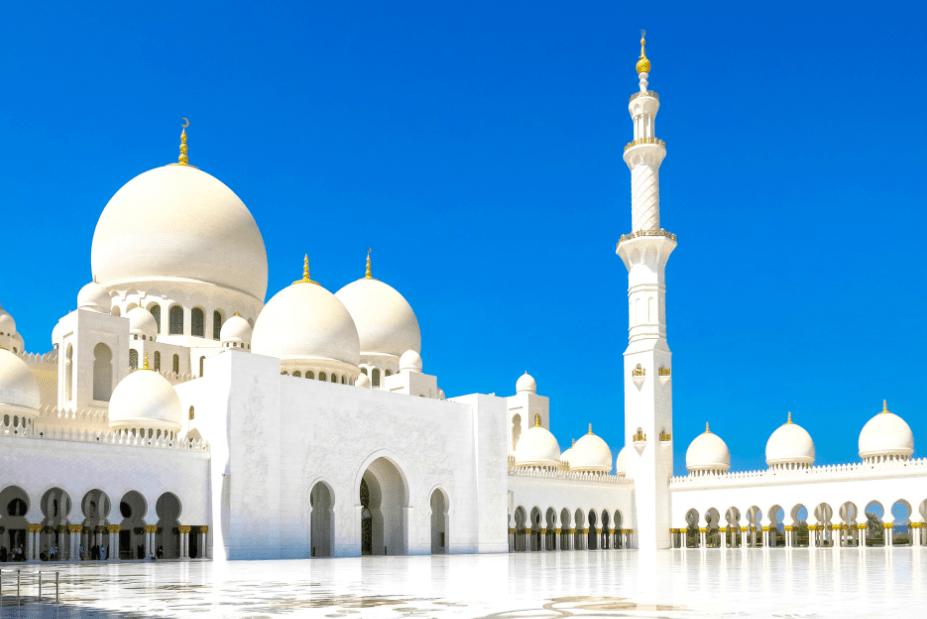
[616,31,676,551]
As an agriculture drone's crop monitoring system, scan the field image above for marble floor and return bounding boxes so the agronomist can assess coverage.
[0,548,923,618]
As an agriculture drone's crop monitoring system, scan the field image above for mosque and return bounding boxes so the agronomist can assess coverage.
[1,35,925,563]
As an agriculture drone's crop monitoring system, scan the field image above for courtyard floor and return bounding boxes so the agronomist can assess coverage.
[0,548,923,618]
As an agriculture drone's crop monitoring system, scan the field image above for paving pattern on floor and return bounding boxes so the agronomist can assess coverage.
[0,548,923,618]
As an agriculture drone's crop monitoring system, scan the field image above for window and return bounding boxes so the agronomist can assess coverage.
[189,406,195,420]
[372,368,380,387]
[199,356,205,376]
[293,371,301,377]
[111,306,121,317]
[154,351,161,371]
[129,349,138,370]
[385,370,391,377]
[331,373,337,383]
[361,367,368,375]
[93,343,113,401]
[191,308,205,337]
[319,372,326,381]
[306,371,314,379]
[169,306,184,335]
[341,376,346,384]
[172,354,180,374]
[213,311,222,340]
[150,305,161,332]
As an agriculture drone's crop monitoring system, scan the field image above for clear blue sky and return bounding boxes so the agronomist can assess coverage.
[2,2,925,476]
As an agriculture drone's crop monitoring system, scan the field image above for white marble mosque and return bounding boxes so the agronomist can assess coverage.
[1,34,926,574]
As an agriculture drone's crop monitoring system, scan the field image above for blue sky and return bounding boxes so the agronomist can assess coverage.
[1,1,925,476]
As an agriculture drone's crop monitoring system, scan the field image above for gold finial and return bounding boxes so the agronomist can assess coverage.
[142,352,150,370]
[588,423,593,435]
[705,422,710,434]
[178,118,190,166]
[636,30,651,74]
[0,343,7,351]
[881,399,890,414]
[787,411,793,424]
[365,247,373,279]
[92,274,98,284]
[293,254,320,285]
[572,438,576,447]
[234,310,241,317]
[535,413,541,427]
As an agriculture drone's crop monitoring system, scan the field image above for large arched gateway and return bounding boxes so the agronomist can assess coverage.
[358,457,408,556]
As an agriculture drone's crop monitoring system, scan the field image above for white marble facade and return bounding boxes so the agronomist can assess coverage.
[2,39,926,566]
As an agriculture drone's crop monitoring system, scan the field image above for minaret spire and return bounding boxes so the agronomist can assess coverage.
[365,248,373,279]
[178,118,190,166]
[616,32,676,552]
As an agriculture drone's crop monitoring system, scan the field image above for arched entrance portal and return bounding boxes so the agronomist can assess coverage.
[359,457,408,556]
[430,488,448,554]
[310,482,334,557]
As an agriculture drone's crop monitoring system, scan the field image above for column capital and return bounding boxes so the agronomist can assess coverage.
[178,525,192,534]
[199,525,209,534]
[144,524,158,533]
[27,523,42,533]
[68,524,83,534]
[107,524,121,534]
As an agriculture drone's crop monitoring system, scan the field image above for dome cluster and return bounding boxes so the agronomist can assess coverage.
[0,303,25,353]
[686,401,916,476]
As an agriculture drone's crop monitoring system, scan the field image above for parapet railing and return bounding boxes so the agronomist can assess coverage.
[0,420,209,453]
[624,137,666,151]
[617,228,677,245]
[508,466,631,485]
[670,457,927,487]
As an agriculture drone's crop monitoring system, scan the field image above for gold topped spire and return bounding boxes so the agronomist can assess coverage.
[234,310,241,317]
[588,423,593,435]
[534,413,541,427]
[705,422,710,434]
[636,30,651,74]
[293,255,320,285]
[572,438,576,447]
[787,411,793,424]
[881,399,890,414]
[177,118,190,166]
[365,247,373,279]
[142,352,150,370]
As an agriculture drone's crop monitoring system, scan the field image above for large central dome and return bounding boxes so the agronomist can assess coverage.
[91,164,268,302]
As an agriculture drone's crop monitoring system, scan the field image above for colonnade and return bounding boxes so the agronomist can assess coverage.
[671,522,927,549]
[508,527,634,552]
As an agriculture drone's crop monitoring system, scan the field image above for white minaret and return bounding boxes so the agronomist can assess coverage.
[616,31,675,551]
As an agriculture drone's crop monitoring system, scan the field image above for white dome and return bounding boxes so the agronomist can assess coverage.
[514,416,561,468]
[220,313,253,346]
[399,349,422,373]
[0,348,40,414]
[560,439,575,466]
[0,303,16,335]
[51,321,63,347]
[615,446,629,477]
[91,165,268,302]
[77,281,111,313]
[516,371,537,394]
[108,368,182,431]
[127,307,158,338]
[766,413,815,467]
[685,424,731,473]
[252,275,360,367]
[356,373,372,389]
[859,401,914,460]
[568,426,613,472]
[335,276,420,357]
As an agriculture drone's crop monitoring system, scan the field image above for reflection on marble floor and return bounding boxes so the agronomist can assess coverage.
[0,548,924,618]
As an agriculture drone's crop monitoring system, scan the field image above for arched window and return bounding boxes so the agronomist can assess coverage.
[385,370,391,377]
[154,351,161,371]
[191,308,205,337]
[169,306,184,335]
[341,376,346,384]
[330,373,337,383]
[199,356,205,376]
[372,368,380,387]
[93,343,113,401]
[213,311,222,340]
[172,354,180,374]
[319,372,327,381]
[189,406,195,420]
[306,371,314,379]
[361,367,368,375]
[65,344,73,401]
[150,305,161,332]
[293,371,301,377]
[111,306,121,317]
[129,349,138,370]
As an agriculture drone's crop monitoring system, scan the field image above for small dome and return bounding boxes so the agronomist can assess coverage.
[615,446,629,477]
[514,414,561,468]
[77,281,111,313]
[859,401,914,461]
[335,272,421,358]
[560,438,575,466]
[356,373,371,389]
[0,303,16,335]
[127,307,158,338]
[51,321,63,347]
[220,313,253,346]
[438,388,446,400]
[108,367,182,432]
[516,371,537,394]
[766,412,815,467]
[399,350,423,373]
[0,348,40,414]
[568,425,613,473]
[685,423,731,473]
[252,266,360,367]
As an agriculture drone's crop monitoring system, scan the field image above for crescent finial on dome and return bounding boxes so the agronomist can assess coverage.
[293,254,320,286]
[178,124,189,166]
[588,423,593,435]
[365,248,373,280]
[142,352,150,370]
[705,422,710,434]
[882,399,890,414]
[535,413,541,427]
[636,30,651,74]
[787,411,793,424]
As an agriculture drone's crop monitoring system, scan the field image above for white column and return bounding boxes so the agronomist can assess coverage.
[540,530,547,552]
[26,526,35,561]
[198,529,207,559]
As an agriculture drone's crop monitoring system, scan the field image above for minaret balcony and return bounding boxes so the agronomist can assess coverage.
[617,228,676,247]
[624,137,666,152]
[629,90,659,102]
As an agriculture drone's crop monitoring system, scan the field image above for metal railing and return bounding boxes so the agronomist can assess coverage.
[0,568,60,608]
